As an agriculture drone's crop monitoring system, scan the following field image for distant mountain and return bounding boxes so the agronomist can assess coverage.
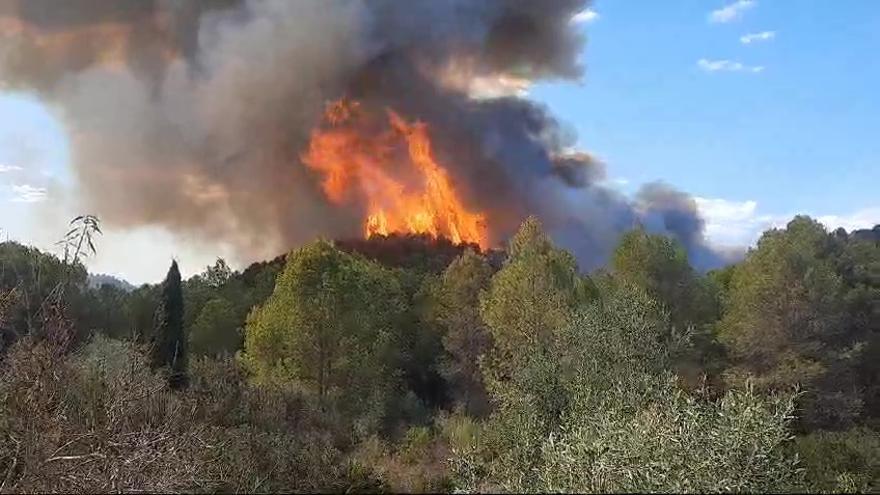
[87,273,136,292]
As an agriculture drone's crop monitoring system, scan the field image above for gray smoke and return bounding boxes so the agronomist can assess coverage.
[0,0,726,270]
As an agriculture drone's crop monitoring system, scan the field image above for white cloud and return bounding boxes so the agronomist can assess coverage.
[10,184,48,203]
[698,58,764,73]
[695,197,783,247]
[696,197,880,250]
[740,31,776,44]
[816,207,880,233]
[467,74,532,99]
[435,59,532,98]
[709,0,756,24]
[571,8,599,24]
[0,164,23,173]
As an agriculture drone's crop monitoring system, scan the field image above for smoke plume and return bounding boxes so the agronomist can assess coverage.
[0,0,725,270]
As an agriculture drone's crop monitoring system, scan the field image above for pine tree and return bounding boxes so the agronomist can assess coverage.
[151,260,187,389]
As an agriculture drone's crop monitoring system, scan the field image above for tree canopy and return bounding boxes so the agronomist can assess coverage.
[2,216,880,492]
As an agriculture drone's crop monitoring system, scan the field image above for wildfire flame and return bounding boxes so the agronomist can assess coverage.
[303,99,488,248]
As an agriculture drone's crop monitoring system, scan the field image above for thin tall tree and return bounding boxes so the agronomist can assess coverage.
[151,260,187,389]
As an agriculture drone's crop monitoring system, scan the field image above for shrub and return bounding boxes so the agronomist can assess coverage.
[795,427,880,493]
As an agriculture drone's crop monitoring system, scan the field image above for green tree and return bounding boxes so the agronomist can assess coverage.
[243,240,407,433]
[718,216,855,429]
[80,284,130,339]
[151,260,187,389]
[182,275,213,333]
[181,259,235,336]
[204,258,233,289]
[611,227,724,387]
[707,263,737,309]
[0,241,87,341]
[476,216,595,461]
[126,284,160,341]
[394,266,447,413]
[612,227,718,327]
[181,258,283,365]
[831,233,880,420]
[451,283,803,493]
[425,249,494,417]
[480,217,593,384]
[190,297,241,357]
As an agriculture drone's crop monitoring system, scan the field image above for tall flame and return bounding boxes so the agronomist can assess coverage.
[303,99,487,248]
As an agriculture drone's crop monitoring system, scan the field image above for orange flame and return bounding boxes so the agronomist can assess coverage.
[303,99,487,248]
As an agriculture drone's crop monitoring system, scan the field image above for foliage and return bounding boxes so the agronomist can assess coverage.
[77,284,130,339]
[190,298,240,358]
[612,226,717,327]
[180,257,282,359]
[835,235,880,421]
[243,240,408,437]
[125,284,161,340]
[480,216,594,389]
[151,261,187,389]
[0,335,379,493]
[354,425,453,493]
[0,241,88,342]
[450,283,803,493]
[336,233,493,274]
[526,378,802,494]
[0,335,209,492]
[611,228,728,389]
[203,258,233,289]
[2,215,879,492]
[422,249,494,416]
[57,215,102,266]
[718,216,862,429]
[794,427,880,493]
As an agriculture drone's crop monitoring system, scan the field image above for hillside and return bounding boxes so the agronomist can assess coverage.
[2,216,879,492]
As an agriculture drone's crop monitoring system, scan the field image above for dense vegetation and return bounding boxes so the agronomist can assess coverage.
[1,216,879,493]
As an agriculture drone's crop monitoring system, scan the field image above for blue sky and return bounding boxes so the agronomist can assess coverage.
[0,94,70,241]
[532,0,880,245]
[1,0,879,283]
[554,0,880,207]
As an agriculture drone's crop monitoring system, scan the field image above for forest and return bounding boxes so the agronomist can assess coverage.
[1,214,879,493]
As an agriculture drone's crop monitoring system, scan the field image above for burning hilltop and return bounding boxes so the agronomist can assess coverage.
[303,98,488,248]
[0,0,726,270]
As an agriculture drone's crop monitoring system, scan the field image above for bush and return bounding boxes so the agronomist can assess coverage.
[0,335,377,493]
[448,284,804,493]
[354,424,454,493]
[795,427,880,493]
[451,373,804,493]
[0,336,219,492]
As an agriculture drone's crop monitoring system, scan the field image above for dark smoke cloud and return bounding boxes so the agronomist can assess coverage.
[0,0,726,270]
[551,152,605,188]
[635,183,729,270]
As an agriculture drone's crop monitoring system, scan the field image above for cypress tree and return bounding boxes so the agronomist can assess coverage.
[151,260,187,389]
